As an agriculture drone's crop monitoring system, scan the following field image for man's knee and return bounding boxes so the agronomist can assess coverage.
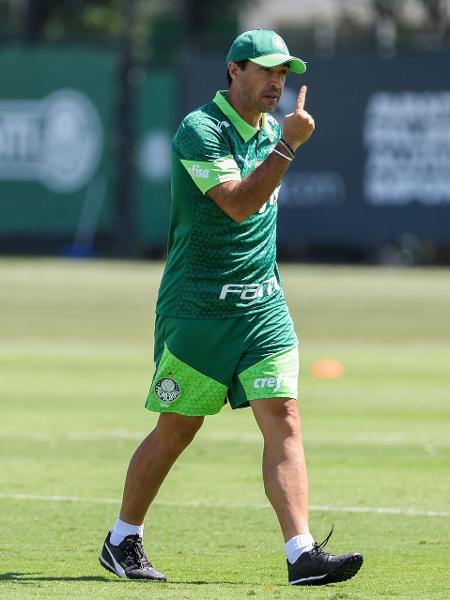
[275,399,300,437]
[252,398,301,439]
[155,413,204,451]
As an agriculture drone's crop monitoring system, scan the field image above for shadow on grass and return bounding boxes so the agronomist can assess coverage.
[0,572,287,587]
[173,581,287,587]
[0,572,112,583]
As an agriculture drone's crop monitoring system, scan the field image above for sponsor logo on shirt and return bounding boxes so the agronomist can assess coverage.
[259,187,280,214]
[219,276,281,300]
[253,373,296,393]
[236,154,251,169]
[188,164,210,179]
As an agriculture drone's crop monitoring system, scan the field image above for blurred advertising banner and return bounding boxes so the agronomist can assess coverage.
[1,47,448,258]
[0,47,116,253]
[182,52,450,257]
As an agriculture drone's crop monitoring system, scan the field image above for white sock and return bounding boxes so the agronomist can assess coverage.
[285,531,315,564]
[110,518,144,546]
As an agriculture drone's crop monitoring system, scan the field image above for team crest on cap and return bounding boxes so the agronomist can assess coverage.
[272,34,286,51]
[155,377,181,403]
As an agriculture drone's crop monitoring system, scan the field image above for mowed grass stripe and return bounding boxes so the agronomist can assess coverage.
[0,428,449,446]
[1,492,448,518]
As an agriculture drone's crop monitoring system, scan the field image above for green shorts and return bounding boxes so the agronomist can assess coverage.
[145,303,299,417]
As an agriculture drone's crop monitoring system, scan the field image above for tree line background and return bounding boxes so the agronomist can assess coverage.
[1,0,449,63]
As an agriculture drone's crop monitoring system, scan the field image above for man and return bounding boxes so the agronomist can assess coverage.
[100,29,363,586]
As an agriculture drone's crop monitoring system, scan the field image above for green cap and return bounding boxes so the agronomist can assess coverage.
[226,29,306,75]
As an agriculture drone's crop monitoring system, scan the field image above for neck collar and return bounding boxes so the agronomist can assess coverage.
[213,90,268,142]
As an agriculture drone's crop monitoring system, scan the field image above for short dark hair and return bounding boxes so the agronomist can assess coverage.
[227,60,249,87]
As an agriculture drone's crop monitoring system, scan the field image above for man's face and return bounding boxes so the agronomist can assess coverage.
[231,61,289,114]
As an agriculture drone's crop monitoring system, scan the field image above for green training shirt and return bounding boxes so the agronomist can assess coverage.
[156,90,285,318]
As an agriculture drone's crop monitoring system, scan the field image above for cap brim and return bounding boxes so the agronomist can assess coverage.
[250,54,307,74]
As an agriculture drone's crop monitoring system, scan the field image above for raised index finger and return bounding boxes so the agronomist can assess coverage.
[296,85,307,112]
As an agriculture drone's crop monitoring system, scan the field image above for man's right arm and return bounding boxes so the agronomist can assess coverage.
[208,85,315,223]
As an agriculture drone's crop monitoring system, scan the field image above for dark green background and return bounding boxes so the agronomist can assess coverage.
[0,48,117,235]
[0,47,176,252]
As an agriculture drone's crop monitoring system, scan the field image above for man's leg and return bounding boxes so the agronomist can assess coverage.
[120,412,204,525]
[250,396,363,586]
[100,412,203,580]
[250,397,308,541]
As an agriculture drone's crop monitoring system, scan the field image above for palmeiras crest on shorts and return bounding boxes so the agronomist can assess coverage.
[155,377,181,403]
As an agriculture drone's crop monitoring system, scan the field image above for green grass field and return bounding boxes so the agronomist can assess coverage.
[0,259,449,599]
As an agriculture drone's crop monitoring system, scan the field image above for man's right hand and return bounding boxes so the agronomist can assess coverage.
[282,85,315,152]
[208,86,315,222]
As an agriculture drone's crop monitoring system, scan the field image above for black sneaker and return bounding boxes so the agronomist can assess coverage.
[99,532,167,581]
[288,527,363,586]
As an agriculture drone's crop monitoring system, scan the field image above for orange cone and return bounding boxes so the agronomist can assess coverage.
[311,359,344,379]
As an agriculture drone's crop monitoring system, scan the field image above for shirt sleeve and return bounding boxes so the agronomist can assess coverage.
[174,115,241,194]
